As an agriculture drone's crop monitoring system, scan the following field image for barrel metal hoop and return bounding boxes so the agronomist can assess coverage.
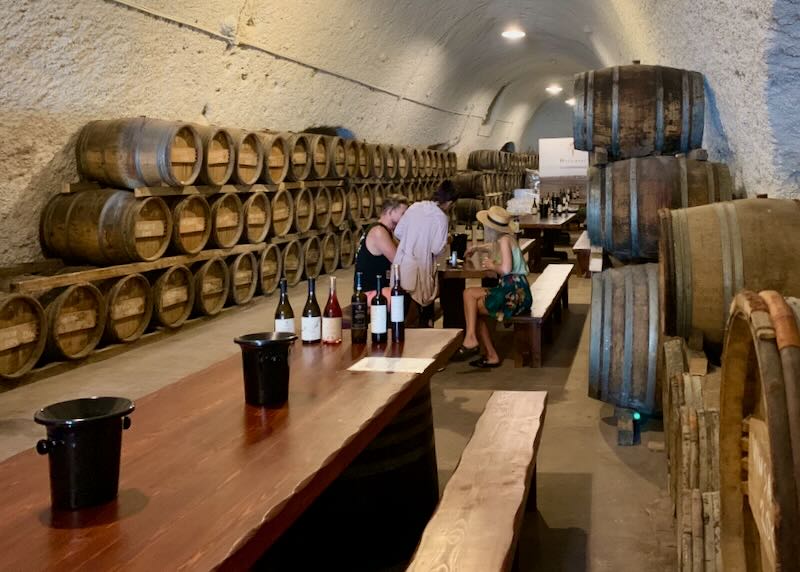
[714,203,734,327]
[604,166,614,251]
[574,73,587,149]
[587,71,595,150]
[611,67,620,158]
[681,71,690,152]
[622,269,634,408]
[679,157,689,209]
[629,158,639,259]
[601,272,614,400]
[655,67,665,152]
[588,167,602,245]
[706,162,716,204]
[646,265,659,412]
[588,272,603,398]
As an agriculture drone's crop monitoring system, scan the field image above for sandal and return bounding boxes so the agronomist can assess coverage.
[469,357,502,369]
[451,345,481,362]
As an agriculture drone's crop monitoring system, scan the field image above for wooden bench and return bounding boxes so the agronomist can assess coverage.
[518,237,536,272]
[572,230,591,277]
[407,390,548,572]
[511,264,574,367]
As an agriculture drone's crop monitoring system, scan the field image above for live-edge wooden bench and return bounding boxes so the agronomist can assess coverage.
[407,390,548,572]
[572,230,590,277]
[511,263,574,367]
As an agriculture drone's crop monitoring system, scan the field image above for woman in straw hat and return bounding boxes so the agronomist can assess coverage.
[451,205,532,368]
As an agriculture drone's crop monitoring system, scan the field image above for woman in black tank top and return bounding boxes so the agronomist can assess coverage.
[354,194,409,292]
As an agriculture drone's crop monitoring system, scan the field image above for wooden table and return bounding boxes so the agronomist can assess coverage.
[0,329,462,571]
[518,212,577,272]
[438,253,498,329]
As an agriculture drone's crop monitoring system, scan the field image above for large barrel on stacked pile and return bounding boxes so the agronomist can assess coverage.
[452,171,492,199]
[308,135,330,180]
[573,64,705,160]
[258,132,290,185]
[193,258,229,316]
[293,188,315,233]
[242,190,271,244]
[589,263,660,413]
[659,198,800,352]
[193,125,235,186]
[259,244,282,295]
[169,195,211,254]
[76,118,203,188]
[282,240,304,286]
[208,193,244,248]
[227,252,258,306]
[0,294,47,379]
[100,274,152,344]
[229,129,264,185]
[588,156,734,261]
[719,291,800,570]
[328,137,347,179]
[270,189,294,238]
[286,134,312,182]
[40,283,106,361]
[40,190,173,265]
[339,228,355,269]
[151,265,195,329]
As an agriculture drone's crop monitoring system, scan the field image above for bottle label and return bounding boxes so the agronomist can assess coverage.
[352,302,368,329]
[301,316,321,341]
[371,306,387,334]
[275,318,295,334]
[322,317,342,343]
[391,295,405,323]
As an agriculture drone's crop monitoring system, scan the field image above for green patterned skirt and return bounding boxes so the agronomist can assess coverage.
[484,274,532,320]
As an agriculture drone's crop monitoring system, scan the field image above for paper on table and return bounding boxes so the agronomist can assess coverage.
[348,357,435,374]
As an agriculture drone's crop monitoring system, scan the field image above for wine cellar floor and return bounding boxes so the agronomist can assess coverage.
[0,248,675,570]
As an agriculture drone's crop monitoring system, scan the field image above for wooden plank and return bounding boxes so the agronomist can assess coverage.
[170,147,197,163]
[178,216,207,233]
[0,321,38,352]
[407,391,548,572]
[692,489,704,571]
[55,309,97,335]
[134,220,167,239]
[109,297,146,321]
[233,270,253,286]
[512,264,573,322]
[747,416,778,570]
[573,230,590,252]
[207,149,230,165]
[60,180,101,194]
[703,492,716,572]
[160,286,189,307]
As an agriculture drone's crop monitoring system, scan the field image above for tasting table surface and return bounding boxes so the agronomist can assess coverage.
[517,212,577,229]
[438,253,498,280]
[0,329,462,571]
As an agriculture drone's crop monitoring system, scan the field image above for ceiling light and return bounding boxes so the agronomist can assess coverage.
[565,98,576,106]
[546,84,563,95]
[501,29,526,39]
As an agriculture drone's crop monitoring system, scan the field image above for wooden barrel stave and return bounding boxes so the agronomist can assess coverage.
[193,125,235,186]
[169,194,211,255]
[242,190,271,244]
[270,189,295,238]
[257,132,290,185]
[293,188,315,234]
[259,244,283,295]
[193,258,230,316]
[0,294,47,379]
[227,252,258,306]
[40,283,106,361]
[313,187,332,230]
[101,273,153,344]
[151,265,195,328]
[209,193,244,249]
[282,240,305,286]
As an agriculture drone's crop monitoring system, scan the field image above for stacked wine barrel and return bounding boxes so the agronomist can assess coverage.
[462,149,537,208]
[0,117,454,381]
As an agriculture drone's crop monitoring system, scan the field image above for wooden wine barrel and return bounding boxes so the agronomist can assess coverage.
[227,252,258,306]
[344,139,359,178]
[588,156,734,261]
[321,233,340,274]
[40,283,106,361]
[152,265,195,329]
[0,294,47,379]
[169,195,211,254]
[372,183,385,217]
[193,257,229,316]
[303,236,323,279]
[257,132,290,185]
[574,64,705,160]
[228,128,264,185]
[397,147,411,179]
[293,187,315,233]
[423,149,434,177]
[433,150,444,177]
[271,189,295,237]
[356,141,370,179]
[308,134,331,180]
[384,145,398,180]
[313,187,332,230]
[359,184,374,220]
[102,273,152,344]
[242,190,271,244]
[588,263,660,413]
[327,136,347,179]
[209,192,244,248]
[339,228,355,269]
[367,144,385,179]
[76,117,202,188]
[329,186,347,227]
[467,149,499,171]
[286,133,312,182]
[452,171,489,199]
[410,148,421,179]
[193,125,235,186]
[720,291,800,570]
[40,189,172,265]
[346,187,361,223]
[282,240,305,286]
[258,243,282,295]
[659,198,800,351]
[447,152,458,176]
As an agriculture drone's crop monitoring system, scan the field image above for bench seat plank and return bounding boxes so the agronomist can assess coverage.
[514,264,573,322]
[407,391,548,572]
[573,231,590,277]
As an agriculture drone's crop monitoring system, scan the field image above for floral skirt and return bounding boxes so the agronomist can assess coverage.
[484,274,532,320]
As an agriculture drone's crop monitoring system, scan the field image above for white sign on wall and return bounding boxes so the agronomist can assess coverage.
[538,137,588,178]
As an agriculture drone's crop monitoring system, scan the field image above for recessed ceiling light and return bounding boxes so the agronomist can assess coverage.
[501,29,526,39]
[546,84,563,95]
[565,98,576,106]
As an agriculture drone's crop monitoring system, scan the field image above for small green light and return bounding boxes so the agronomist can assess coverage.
[632,412,641,421]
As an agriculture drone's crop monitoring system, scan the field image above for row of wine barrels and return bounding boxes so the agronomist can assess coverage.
[573,64,705,160]
[466,149,537,172]
[0,294,47,379]
[588,263,660,414]
[720,291,800,570]
[659,198,800,355]
[40,189,173,265]
[588,156,735,261]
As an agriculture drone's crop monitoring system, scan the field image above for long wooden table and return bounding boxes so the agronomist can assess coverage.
[518,212,577,272]
[0,329,462,571]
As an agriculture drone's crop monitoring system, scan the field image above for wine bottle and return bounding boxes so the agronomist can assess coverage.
[322,276,343,344]
[351,272,368,345]
[301,278,321,344]
[390,264,405,343]
[370,275,388,344]
[274,278,295,334]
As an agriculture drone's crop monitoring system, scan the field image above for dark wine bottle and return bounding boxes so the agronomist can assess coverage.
[322,276,342,344]
[351,272,368,345]
[390,264,405,343]
[301,278,321,344]
[370,275,388,344]
[274,278,295,334]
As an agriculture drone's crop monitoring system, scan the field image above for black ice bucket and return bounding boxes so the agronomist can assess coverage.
[34,396,135,511]
[234,332,297,407]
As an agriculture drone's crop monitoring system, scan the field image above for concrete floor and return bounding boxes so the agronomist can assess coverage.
[0,258,676,570]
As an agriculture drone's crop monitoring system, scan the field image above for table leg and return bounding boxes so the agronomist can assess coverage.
[440,277,466,329]
[562,285,569,310]
[530,323,542,368]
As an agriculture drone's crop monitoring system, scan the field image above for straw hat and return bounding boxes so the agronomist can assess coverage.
[477,206,519,234]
